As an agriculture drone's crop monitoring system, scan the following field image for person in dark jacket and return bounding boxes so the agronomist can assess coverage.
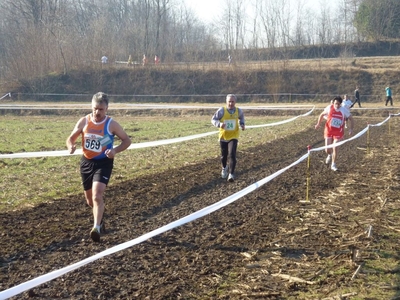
[352,86,361,108]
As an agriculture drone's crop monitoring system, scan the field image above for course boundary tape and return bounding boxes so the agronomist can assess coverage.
[0,108,314,159]
[2,108,396,299]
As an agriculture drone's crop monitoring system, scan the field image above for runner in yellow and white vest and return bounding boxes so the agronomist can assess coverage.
[211,94,245,182]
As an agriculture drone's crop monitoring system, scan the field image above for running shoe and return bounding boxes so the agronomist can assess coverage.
[221,166,228,179]
[331,163,338,171]
[227,173,235,182]
[90,227,101,242]
[325,155,331,164]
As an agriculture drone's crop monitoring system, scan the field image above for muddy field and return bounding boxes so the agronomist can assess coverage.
[1,111,400,299]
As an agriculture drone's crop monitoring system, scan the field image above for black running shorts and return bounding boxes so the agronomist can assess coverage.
[80,156,114,191]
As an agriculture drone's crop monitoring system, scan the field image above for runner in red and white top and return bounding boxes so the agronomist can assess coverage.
[315,96,354,171]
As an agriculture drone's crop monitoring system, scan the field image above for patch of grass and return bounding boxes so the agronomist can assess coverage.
[0,114,313,212]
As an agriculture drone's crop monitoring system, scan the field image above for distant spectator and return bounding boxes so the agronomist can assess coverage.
[127,55,133,66]
[142,54,148,66]
[154,55,160,65]
[352,86,361,108]
[101,56,108,64]
[228,55,232,65]
[385,86,393,106]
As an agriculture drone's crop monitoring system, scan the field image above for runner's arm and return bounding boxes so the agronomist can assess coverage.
[66,117,86,154]
[211,107,224,128]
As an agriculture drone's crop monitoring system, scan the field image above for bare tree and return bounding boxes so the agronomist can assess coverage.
[258,1,276,49]
[0,0,374,84]
[258,0,290,49]
[0,0,73,78]
[317,1,333,45]
[292,0,307,46]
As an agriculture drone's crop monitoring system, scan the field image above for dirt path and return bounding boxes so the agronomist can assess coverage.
[1,115,400,299]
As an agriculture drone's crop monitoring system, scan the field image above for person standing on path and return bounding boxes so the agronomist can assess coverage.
[385,86,393,106]
[127,55,133,66]
[211,94,245,182]
[66,92,131,242]
[352,86,361,108]
[315,96,354,172]
[142,54,148,66]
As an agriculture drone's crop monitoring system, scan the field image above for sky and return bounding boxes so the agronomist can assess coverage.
[184,0,337,24]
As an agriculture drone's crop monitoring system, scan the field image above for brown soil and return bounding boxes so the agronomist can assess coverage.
[1,112,400,299]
